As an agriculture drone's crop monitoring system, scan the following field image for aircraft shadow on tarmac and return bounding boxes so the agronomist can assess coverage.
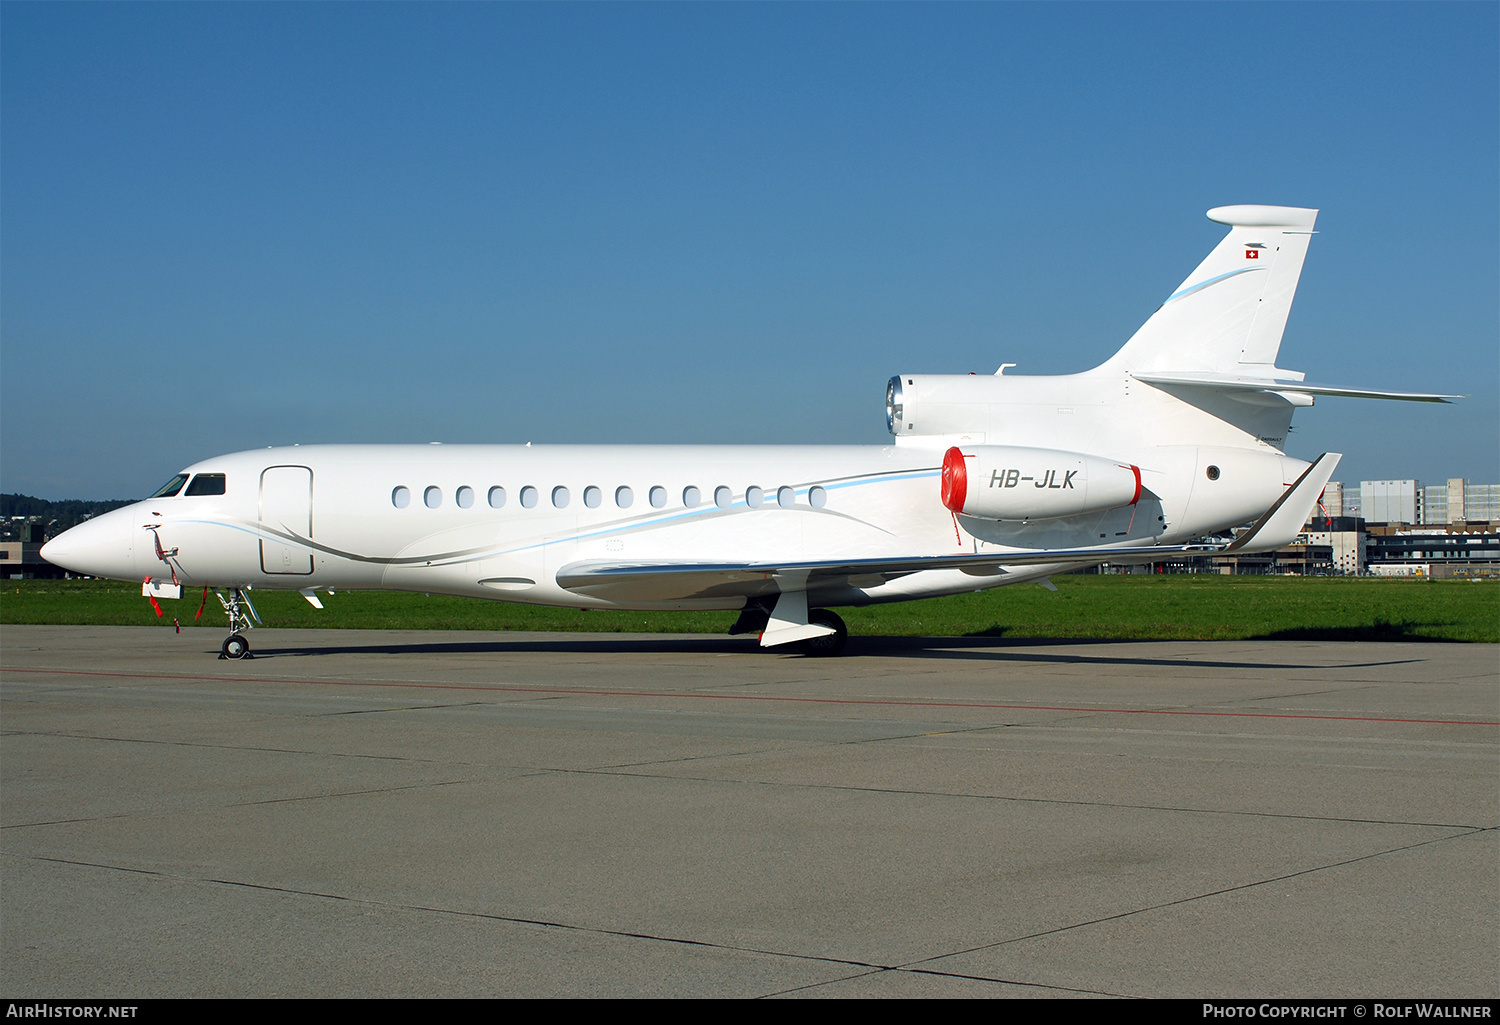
[230,634,1425,672]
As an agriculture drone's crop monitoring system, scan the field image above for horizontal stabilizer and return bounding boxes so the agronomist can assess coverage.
[1134,371,1460,403]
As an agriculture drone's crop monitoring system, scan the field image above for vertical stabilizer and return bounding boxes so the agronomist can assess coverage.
[1103,205,1318,375]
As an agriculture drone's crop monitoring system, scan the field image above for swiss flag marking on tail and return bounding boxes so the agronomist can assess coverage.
[1245,249,1259,259]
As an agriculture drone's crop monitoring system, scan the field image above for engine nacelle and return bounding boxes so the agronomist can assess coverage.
[940,445,1141,521]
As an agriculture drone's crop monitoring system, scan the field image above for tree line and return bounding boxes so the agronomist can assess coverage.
[1,494,137,539]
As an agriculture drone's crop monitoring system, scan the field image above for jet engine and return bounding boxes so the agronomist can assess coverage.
[940,445,1141,521]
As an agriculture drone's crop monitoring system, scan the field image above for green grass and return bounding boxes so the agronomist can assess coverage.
[2,575,1496,642]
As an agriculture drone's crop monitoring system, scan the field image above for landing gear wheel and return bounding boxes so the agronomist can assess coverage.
[220,633,252,660]
[798,609,848,657]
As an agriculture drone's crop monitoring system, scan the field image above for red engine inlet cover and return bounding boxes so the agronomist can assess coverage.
[940,446,968,513]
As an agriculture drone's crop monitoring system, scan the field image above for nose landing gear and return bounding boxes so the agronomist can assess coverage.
[214,587,261,659]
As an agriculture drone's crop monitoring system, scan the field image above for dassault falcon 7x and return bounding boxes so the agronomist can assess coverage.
[42,205,1455,658]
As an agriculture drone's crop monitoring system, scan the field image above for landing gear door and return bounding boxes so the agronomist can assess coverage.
[260,465,314,575]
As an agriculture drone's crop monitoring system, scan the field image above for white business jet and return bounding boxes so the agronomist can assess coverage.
[42,205,1454,658]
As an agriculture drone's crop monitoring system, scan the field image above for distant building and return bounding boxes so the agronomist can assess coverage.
[1299,530,1365,575]
[1364,526,1500,579]
[1321,481,1344,518]
[1,523,62,579]
[1361,480,1420,525]
[1460,482,1500,522]
[1305,478,1499,577]
[1415,479,1498,526]
[1421,478,1458,524]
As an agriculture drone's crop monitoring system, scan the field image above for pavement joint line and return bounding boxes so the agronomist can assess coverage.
[585,746,799,771]
[0,729,447,763]
[1241,684,1378,702]
[318,701,487,716]
[750,968,889,999]
[1015,723,1498,748]
[753,964,1127,999]
[0,847,1395,999]
[553,766,1495,831]
[4,730,1490,831]
[6,666,1496,726]
[894,827,1491,970]
[228,780,469,807]
[892,964,1134,997]
[11,850,872,974]
[202,876,1132,997]
[201,877,902,975]
[2,814,131,830]
[15,853,164,876]
[840,723,1023,744]
[888,652,1429,670]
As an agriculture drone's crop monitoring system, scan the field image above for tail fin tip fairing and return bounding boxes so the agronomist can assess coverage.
[1106,205,1318,378]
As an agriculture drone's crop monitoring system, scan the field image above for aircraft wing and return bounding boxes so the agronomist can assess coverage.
[1133,371,1462,403]
[555,544,1222,603]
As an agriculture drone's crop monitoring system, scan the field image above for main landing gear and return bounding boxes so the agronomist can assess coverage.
[798,608,848,657]
[730,601,849,657]
[214,587,261,659]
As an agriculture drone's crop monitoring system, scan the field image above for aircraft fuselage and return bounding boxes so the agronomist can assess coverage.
[44,441,1305,611]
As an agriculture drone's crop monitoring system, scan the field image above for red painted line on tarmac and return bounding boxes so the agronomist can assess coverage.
[5,666,1497,727]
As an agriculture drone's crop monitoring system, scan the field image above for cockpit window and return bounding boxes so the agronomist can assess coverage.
[184,473,227,496]
[150,474,189,498]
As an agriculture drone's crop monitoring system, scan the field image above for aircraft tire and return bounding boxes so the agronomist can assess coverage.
[798,609,848,657]
[221,634,252,660]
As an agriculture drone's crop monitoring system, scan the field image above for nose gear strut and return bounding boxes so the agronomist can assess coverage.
[214,587,261,659]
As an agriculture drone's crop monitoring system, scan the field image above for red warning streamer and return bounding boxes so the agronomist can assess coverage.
[144,577,163,618]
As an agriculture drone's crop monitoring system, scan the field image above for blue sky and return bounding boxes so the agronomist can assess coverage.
[3,2,1496,499]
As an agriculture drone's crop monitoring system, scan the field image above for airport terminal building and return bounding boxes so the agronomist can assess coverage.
[1103,477,1499,578]
[1315,479,1500,579]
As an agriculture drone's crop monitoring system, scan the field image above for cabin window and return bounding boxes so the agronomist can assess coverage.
[808,485,828,509]
[456,486,474,509]
[745,486,764,508]
[184,473,227,497]
[776,486,795,509]
[424,486,442,509]
[714,486,732,509]
[520,486,538,508]
[683,486,701,508]
[584,486,602,508]
[1206,465,1221,481]
[392,486,411,509]
[151,474,189,498]
[488,486,506,508]
[552,486,570,508]
[649,486,667,509]
[615,485,634,508]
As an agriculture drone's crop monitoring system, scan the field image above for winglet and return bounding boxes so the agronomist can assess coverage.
[1224,452,1342,554]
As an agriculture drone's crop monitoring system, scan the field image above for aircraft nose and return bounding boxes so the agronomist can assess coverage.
[40,508,137,580]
